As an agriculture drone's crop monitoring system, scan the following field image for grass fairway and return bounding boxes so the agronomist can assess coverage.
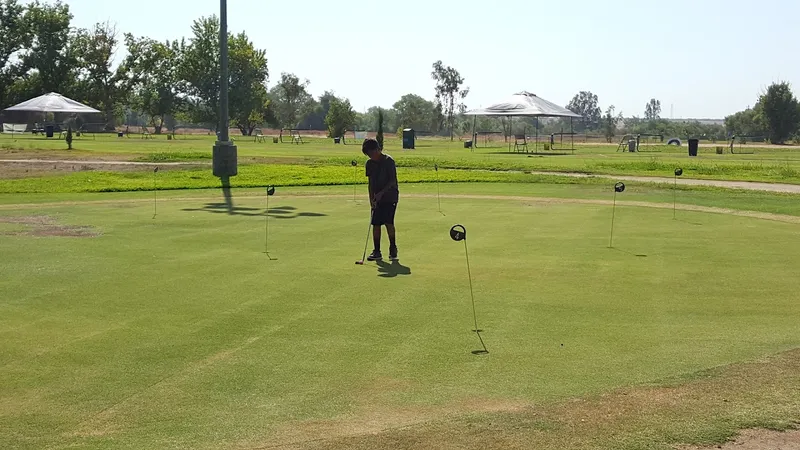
[4,132,800,185]
[1,184,800,449]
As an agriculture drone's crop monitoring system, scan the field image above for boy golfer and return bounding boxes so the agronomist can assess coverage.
[363,138,398,261]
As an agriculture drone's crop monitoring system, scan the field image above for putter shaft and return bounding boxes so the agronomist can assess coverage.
[609,192,617,248]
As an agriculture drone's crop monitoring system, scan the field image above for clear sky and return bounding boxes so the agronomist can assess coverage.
[65,0,799,119]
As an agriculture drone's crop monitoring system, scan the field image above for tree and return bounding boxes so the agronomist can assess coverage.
[602,105,623,143]
[73,22,124,130]
[269,72,313,129]
[0,0,31,109]
[122,34,183,134]
[324,96,356,139]
[393,93,436,131]
[759,82,800,144]
[376,108,385,149]
[644,98,661,120]
[228,31,269,135]
[179,16,270,135]
[724,104,767,138]
[566,91,601,131]
[431,60,469,141]
[299,91,336,130]
[19,1,76,96]
[353,106,399,132]
[180,16,220,129]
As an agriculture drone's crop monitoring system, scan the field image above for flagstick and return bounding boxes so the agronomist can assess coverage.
[152,167,158,219]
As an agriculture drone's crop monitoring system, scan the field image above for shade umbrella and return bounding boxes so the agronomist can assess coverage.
[4,92,100,114]
[464,91,581,152]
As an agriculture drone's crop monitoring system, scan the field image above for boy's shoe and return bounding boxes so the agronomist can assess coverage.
[389,246,398,261]
[367,250,382,261]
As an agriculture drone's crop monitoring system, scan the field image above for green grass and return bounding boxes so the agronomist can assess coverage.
[4,132,800,184]
[0,165,581,193]
[4,180,800,218]
[1,183,800,448]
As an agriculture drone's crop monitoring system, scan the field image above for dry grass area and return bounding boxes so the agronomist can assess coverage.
[0,215,99,237]
[681,429,800,450]
[263,350,800,450]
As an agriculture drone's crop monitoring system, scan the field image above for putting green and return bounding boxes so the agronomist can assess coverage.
[1,184,799,449]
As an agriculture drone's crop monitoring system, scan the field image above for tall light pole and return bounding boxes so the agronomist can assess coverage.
[212,0,237,181]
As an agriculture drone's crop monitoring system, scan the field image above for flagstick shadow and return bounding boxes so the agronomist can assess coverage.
[609,247,648,258]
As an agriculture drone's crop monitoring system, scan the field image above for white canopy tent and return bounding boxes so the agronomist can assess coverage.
[3,92,100,114]
[465,91,582,153]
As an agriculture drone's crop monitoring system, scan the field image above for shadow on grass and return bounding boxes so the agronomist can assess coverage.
[609,247,648,258]
[221,176,234,214]
[673,217,704,226]
[376,260,411,278]
[181,203,327,219]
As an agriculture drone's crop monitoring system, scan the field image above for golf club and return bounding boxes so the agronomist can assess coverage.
[673,168,683,219]
[450,224,488,355]
[265,185,276,260]
[152,166,158,219]
[351,160,358,202]
[435,163,445,216]
[355,208,374,265]
[609,182,625,248]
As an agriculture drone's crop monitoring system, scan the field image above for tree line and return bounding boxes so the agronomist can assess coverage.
[723,82,800,144]
[558,86,800,145]
[1,0,798,144]
[0,0,471,139]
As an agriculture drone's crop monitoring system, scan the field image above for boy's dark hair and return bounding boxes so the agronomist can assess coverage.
[362,138,380,156]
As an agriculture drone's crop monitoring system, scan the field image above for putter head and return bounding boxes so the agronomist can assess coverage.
[675,168,683,176]
[355,260,365,265]
[614,182,626,193]
[351,160,357,167]
[153,167,159,173]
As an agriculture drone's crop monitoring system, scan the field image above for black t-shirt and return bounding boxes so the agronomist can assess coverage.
[365,154,399,203]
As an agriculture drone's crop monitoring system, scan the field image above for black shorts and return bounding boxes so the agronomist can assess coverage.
[371,202,397,226]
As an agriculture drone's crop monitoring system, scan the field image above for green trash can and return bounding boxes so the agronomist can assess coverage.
[402,128,415,149]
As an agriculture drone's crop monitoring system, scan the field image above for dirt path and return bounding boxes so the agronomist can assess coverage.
[530,171,800,194]
[0,159,196,166]
[0,159,204,179]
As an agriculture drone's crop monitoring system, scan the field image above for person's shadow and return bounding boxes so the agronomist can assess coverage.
[376,260,411,278]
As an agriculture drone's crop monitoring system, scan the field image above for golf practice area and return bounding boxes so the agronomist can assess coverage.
[2,181,800,449]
